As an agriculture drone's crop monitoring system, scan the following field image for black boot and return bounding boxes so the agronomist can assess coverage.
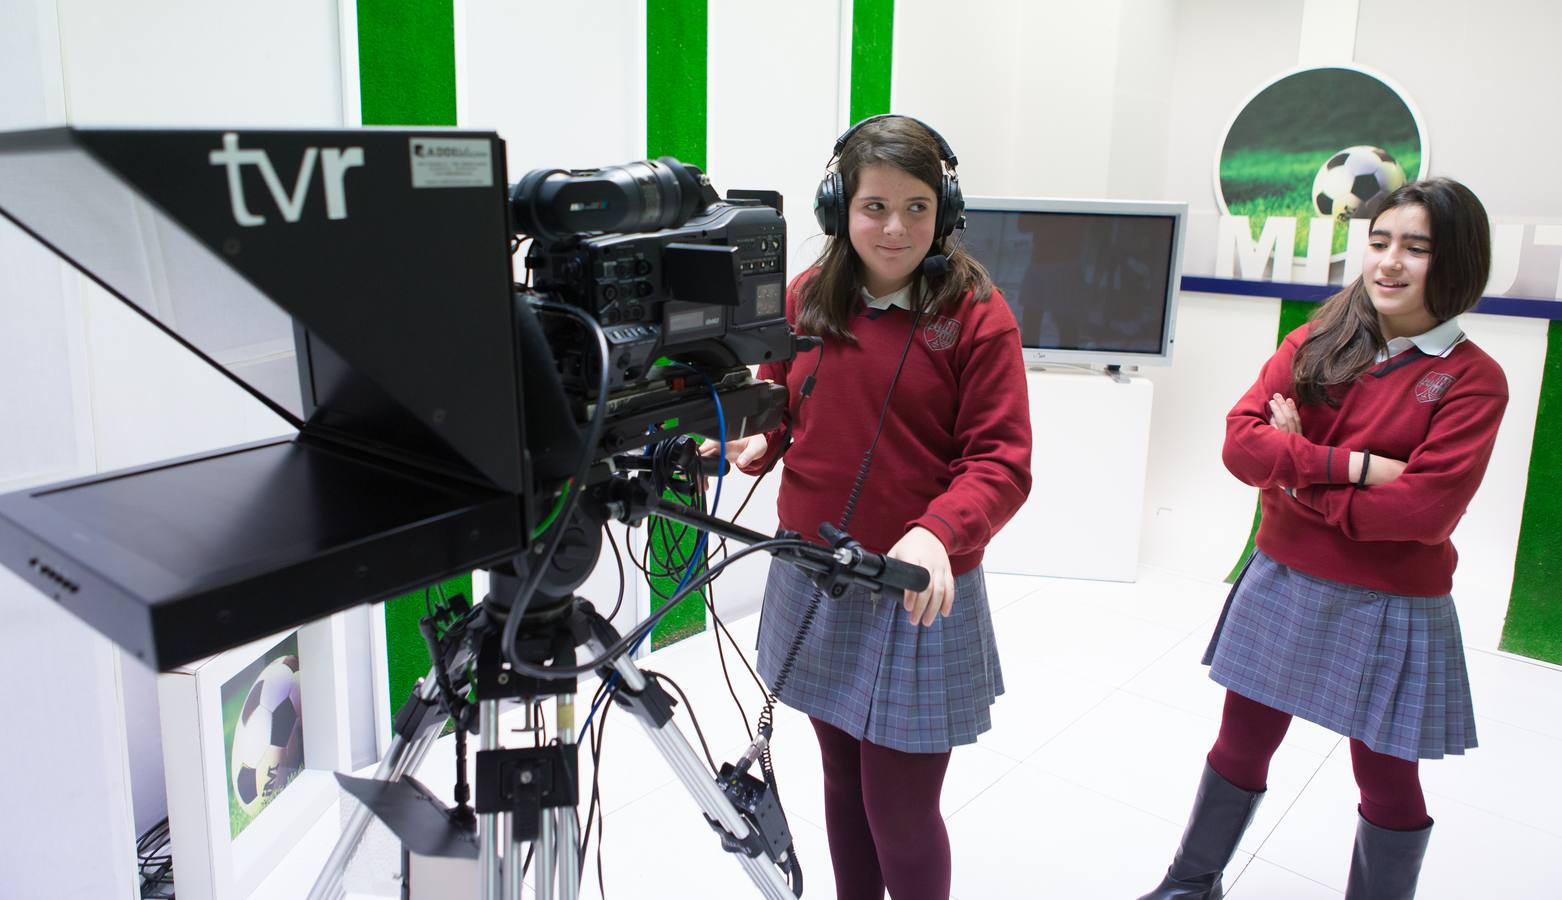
[1136,763,1264,900]
[1344,814,1433,899]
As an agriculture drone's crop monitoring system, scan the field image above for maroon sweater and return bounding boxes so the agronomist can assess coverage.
[742,273,1033,575]
[1224,323,1508,596]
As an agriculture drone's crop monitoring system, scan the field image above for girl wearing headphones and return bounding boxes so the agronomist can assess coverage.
[1138,178,1507,900]
[702,115,1031,899]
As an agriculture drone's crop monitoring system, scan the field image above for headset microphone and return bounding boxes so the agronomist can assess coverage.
[920,253,950,279]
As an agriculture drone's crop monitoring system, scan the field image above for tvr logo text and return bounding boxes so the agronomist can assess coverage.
[209,132,364,227]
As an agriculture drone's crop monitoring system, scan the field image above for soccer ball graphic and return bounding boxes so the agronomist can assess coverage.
[230,655,303,816]
[1312,146,1407,221]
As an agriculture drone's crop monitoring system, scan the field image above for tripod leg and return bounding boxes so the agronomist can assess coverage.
[480,699,506,900]
[307,670,447,900]
[555,694,581,900]
[555,807,580,900]
[587,638,796,900]
[502,807,524,900]
[535,806,556,900]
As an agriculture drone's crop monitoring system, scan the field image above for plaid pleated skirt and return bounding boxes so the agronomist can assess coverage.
[1203,549,1477,762]
[755,557,1004,754]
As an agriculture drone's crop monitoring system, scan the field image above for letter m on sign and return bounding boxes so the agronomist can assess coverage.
[1216,215,1298,282]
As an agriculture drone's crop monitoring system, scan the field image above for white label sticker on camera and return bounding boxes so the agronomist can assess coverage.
[408,138,493,188]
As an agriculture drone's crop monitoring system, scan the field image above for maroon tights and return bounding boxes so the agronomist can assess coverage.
[1208,689,1431,831]
[810,717,952,900]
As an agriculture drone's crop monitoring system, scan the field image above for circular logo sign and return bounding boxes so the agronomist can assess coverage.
[1215,65,1428,261]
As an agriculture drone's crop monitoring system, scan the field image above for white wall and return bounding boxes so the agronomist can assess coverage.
[459,0,645,190]
[709,0,845,281]
[0,1,344,893]
[896,0,1129,200]
[0,1,136,893]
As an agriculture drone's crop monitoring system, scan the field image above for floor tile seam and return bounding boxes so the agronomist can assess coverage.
[937,752,1028,821]
[1419,785,1562,840]
[1043,587,1215,632]
[1462,712,1562,744]
[1012,685,1124,765]
[597,778,680,815]
[1241,743,1339,862]
[1465,644,1562,674]
[987,583,1051,613]
[977,740,1030,765]
[1111,628,1213,687]
[1005,759,1189,830]
[1113,683,1224,723]
[787,808,828,832]
[1137,562,1230,590]
[1232,854,1345,896]
[1221,851,1262,895]
[990,583,1194,632]
[1076,604,1222,635]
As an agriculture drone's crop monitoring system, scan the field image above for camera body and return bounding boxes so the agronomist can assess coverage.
[525,192,791,390]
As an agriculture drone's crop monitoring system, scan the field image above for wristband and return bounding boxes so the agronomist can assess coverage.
[1357,449,1372,489]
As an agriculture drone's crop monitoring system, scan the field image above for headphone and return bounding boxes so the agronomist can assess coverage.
[813,114,966,241]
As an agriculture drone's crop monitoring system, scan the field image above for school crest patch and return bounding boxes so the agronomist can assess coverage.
[1415,371,1455,404]
[923,315,962,351]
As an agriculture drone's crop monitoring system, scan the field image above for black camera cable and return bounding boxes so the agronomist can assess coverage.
[505,537,809,678]
[501,299,612,678]
[756,299,928,794]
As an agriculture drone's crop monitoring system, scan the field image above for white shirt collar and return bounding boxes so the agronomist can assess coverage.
[862,282,919,311]
[1378,317,1465,362]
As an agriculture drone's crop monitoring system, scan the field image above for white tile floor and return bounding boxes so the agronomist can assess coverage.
[300,564,1562,899]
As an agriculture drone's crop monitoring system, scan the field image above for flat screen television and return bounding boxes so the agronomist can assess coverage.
[958,197,1187,368]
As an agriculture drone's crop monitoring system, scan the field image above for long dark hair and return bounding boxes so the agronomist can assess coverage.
[1292,177,1491,405]
[796,117,994,342]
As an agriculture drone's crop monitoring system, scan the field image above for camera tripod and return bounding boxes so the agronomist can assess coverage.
[306,474,928,900]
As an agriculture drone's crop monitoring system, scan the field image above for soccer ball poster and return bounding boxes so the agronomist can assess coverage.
[220,631,305,838]
[1216,65,1426,260]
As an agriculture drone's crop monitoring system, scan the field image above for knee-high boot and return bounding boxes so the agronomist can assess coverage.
[1344,814,1432,899]
[1136,763,1264,900]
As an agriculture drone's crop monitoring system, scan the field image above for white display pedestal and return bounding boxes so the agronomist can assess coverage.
[982,367,1154,582]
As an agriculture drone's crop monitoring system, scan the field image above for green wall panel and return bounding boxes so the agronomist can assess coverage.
[645,0,710,649]
[850,0,895,125]
[357,0,456,127]
[1226,298,1313,582]
[1501,319,1562,664]
[355,0,459,717]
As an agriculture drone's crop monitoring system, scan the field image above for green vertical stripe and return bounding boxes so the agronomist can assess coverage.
[850,0,895,123]
[646,487,709,650]
[355,0,459,715]
[1501,319,1562,664]
[1225,299,1313,582]
[647,0,707,169]
[382,574,472,715]
[645,1,710,649]
[356,0,456,127]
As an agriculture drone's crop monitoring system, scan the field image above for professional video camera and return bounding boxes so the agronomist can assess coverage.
[0,126,931,898]
[508,157,797,469]
[514,158,790,382]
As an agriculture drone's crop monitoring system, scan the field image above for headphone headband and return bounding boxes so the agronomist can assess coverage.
[815,114,965,241]
[831,114,959,168]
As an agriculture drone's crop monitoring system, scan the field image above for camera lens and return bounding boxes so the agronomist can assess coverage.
[510,157,704,240]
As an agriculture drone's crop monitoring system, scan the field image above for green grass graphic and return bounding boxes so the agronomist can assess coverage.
[1221,145,1421,256]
